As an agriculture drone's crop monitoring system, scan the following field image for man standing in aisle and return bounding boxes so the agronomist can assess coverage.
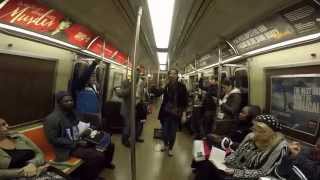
[158,69,188,156]
[115,66,145,147]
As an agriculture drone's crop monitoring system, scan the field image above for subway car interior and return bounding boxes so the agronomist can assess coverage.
[0,0,320,180]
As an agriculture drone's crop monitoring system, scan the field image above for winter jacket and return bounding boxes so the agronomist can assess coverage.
[199,78,217,113]
[225,132,288,179]
[44,108,80,162]
[0,133,45,179]
[220,88,242,121]
[275,148,320,180]
[158,82,188,121]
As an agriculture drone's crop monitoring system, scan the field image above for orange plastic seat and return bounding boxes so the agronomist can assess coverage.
[21,125,82,166]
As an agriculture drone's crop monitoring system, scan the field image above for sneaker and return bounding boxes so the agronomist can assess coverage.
[160,145,168,152]
[168,150,173,157]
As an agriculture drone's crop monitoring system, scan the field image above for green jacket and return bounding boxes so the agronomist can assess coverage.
[0,132,45,178]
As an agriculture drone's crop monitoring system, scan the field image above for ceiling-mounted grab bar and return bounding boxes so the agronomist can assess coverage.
[223,64,246,67]
[312,0,320,6]
[225,40,240,56]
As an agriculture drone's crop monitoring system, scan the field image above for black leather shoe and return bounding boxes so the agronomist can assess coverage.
[136,138,144,143]
[122,141,130,148]
[105,163,115,169]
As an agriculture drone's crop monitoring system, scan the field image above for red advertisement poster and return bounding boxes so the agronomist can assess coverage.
[0,0,64,32]
[0,0,127,62]
[104,43,117,58]
[88,39,119,60]
[88,37,103,55]
[115,52,127,64]
[64,24,95,48]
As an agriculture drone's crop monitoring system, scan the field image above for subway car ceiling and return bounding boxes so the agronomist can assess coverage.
[2,0,320,72]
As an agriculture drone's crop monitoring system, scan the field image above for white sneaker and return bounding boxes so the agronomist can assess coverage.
[168,150,173,157]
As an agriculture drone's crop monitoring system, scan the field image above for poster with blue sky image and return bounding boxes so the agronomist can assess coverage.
[271,74,320,136]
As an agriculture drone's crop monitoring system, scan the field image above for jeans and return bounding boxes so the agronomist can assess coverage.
[162,117,179,150]
[122,116,130,144]
[122,117,144,143]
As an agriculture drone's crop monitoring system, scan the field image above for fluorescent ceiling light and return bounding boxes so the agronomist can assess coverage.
[147,0,175,48]
[0,23,80,50]
[244,32,320,56]
[0,0,10,9]
[160,64,167,71]
[157,52,168,64]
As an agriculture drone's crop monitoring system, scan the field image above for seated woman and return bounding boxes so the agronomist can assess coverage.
[195,115,287,180]
[207,105,261,149]
[0,118,66,179]
[275,138,320,180]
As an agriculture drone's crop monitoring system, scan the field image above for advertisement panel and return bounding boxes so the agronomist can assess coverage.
[270,74,320,137]
[0,0,129,63]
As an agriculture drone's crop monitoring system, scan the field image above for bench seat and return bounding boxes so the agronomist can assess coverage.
[19,125,82,174]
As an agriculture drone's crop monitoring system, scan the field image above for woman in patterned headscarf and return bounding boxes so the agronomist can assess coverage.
[195,114,288,180]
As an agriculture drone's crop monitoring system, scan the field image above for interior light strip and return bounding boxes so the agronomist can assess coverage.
[244,32,320,56]
[0,23,80,50]
[184,32,320,76]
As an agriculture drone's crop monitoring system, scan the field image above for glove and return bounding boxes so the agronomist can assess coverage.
[221,137,234,157]
[221,137,233,150]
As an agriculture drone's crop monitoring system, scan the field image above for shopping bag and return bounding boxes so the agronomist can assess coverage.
[193,140,205,161]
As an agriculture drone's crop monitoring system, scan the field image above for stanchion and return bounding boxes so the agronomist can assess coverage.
[129,6,143,180]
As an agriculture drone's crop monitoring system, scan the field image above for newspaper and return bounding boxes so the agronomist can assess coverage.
[209,146,227,170]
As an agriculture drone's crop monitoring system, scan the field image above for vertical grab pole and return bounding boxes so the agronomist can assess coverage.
[216,48,222,114]
[126,57,129,80]
[130,6,143,180]
[157,67,160,88]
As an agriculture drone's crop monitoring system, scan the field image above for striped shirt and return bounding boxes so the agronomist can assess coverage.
[225,132,288,179]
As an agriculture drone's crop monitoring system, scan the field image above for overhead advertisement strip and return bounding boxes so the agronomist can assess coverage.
[0,0,130,67]
[184,0,320,75]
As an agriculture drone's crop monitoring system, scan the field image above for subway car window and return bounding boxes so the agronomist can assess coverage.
[0,53,56,126]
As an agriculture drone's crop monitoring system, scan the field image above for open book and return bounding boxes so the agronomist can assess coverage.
[209,146,227,170]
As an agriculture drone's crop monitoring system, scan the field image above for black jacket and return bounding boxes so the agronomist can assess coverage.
[276,148,320,180]
[199,78,217,112]
[158,82,188,121]
[44,108,80,162]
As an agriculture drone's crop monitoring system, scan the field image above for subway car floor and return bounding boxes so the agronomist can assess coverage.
[100,102,194,180]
